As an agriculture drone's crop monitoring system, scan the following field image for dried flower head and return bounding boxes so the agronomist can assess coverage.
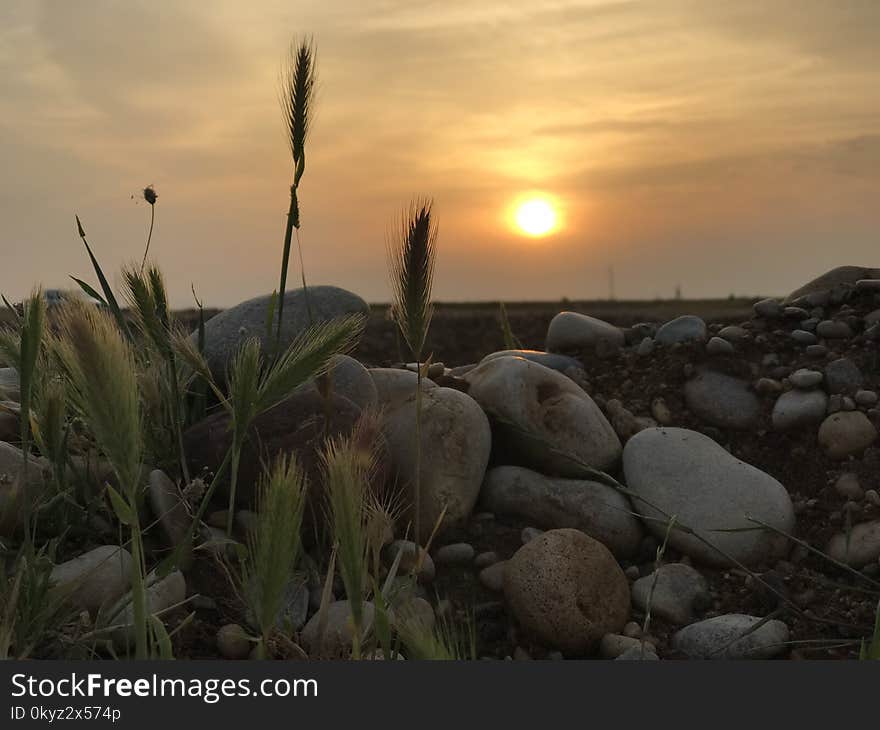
[143,186,157,206]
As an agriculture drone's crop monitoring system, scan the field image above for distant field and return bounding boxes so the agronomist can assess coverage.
[1,298,759,368]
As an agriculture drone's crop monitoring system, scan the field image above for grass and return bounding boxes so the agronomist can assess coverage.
[241,455,307,659]
[387,199,437,546]
[276,37,317,349]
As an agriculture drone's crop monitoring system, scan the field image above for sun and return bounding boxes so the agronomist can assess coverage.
[513,196,559,237]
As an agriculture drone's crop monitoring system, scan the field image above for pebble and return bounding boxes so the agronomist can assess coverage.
[383,540,436,583]
[683,370,761,430]
[655,315,707,345]
[834,473,864,501]
[599,634,656,659]
[817,411,878,459]
[301,600,375,658]
[816,320,853,339]
[50,545,133,616]
[824,358,864,395]
[217,624,252,660]
[631,563,710,625]
[434,542,475,566]
[474,551,500,569]
[771,390,828,431]
[855,390,879,407]
[825,521,880,567]
[636,337,655,356]
[753,298,784,318]
[479,561,507,592]
[546,311,625,352]
[789,369,823,390]
[671,614,789,659]
[706,337,734,355]
[791,330,818,345]
[615,644,660,660]
[521,526,544,544]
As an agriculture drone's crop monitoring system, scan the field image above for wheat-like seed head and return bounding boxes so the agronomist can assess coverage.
[53,300,143,493]
[280,37,317,181]
[387,198,437,360]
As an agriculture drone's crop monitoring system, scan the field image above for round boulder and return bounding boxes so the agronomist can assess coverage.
[684,370,761,430]
[546,312,624,353]
[482,466,642,558]
[465,356,621,476]
[197,286,369,377]
[818,411,878,459]
[503,528,630,656]
[622,428,795,566]
[382,386,490,543]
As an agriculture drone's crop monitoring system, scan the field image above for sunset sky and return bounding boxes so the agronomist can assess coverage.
[1,1,878,307]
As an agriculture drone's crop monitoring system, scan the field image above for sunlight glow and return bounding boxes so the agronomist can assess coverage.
[512,196,559,237]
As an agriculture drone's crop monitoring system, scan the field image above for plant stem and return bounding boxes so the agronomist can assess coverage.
[167,356,190,485]
[140,204,155,273]
[275,186,297,356]
[414,364,423,547]
[226,438,243,536]
[295,228,313,326]
[129,519,148,659]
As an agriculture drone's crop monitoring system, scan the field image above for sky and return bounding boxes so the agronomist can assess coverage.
[1,0,878,307]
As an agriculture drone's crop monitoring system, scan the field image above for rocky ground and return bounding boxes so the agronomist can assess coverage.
[3,267,880,660]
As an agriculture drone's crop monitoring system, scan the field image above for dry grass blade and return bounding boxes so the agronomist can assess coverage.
[387,198,437,360]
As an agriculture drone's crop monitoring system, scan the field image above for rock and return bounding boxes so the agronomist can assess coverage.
[184,389,364,510]
[753,299,784,318]
[521,527,544,544]
[382,386,490,543]
[683,370,760,430]
[825,521,880,567]
[789,369,823,390]
[604,399,653,442]
[671,614,790,659]
[546,312,624,353]
[636,337,655,356]
[383,540,436,583]
[197,286,369,377]
[771,390,828,431]
[755,378,783,396]
[50,546,133,615]
[824,358,863,395]
[0,368,20,401]
[503,528,630,656]
[368,368,437,409]
[403,361,445,379]
[816,320,853,340]
[817,412,878,459]
[112,570,187,651]
[631,563,710,625]
[718,325,748,343]
[784,266,880,304]
[655,315,707,345]
[791,330,817,345]
[834,473,864,501]
[0,441,49,537]
[615,644,660,660]
[474,551,499,569]
[651,397,673,425]
[706,337,734,355]
[599,633,655,658]
[147,469,191,553]
[481,350,585,382]
[217,624,252,660]
[301,600,375,657]
[623,428,795,566]
[274,578,309,632]
[855,390,878,407]
[434,542,475,565]
[298,355,377,410]
[464,357,621,477]
[481,466,642,558]
[479,561,507,592]
[393,596,435,635]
